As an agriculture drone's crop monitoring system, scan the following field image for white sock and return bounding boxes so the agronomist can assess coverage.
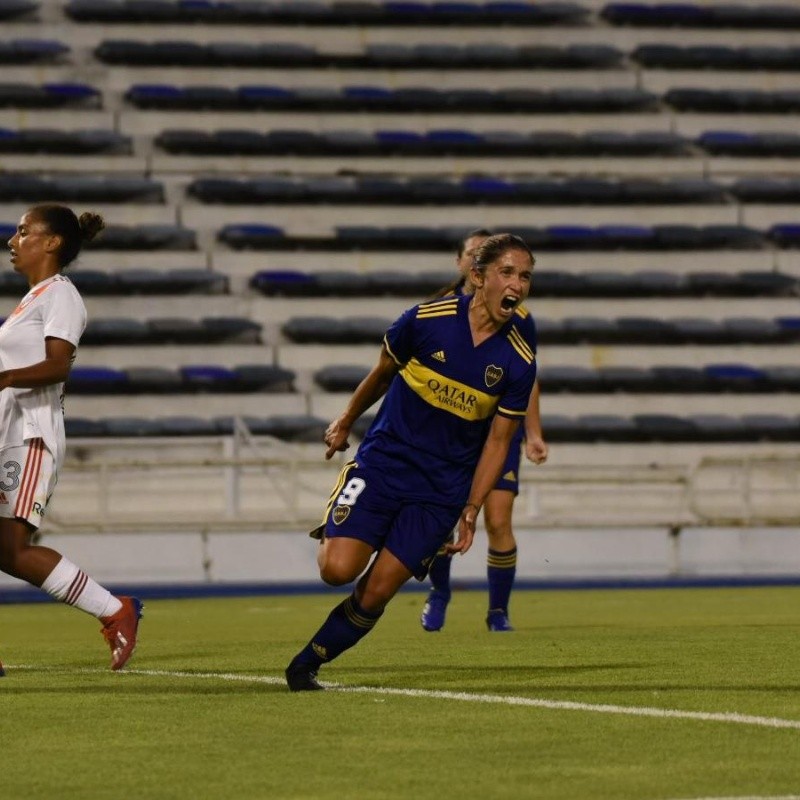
[41,557,122,619]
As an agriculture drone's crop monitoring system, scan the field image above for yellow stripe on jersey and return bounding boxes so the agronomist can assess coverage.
[496,405,526,418]
[319,460,357,524]
[514,304,530,320]
[416,298,459,318]
[400,358,499,422]
[507,325,534,364]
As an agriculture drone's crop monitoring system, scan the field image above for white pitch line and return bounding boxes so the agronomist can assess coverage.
[8,663,800,731]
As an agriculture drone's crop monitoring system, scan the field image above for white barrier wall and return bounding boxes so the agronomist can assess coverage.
[2,526,800,593]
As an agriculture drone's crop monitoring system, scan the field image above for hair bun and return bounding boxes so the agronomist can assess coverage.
[78,212,105,243]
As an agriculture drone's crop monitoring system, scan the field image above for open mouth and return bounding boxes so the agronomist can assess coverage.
[500,296,518,312]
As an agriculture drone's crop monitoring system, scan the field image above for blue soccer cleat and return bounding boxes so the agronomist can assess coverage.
[486,609,514,632]
[420,590,450,632]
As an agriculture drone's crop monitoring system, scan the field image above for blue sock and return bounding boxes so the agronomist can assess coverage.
[487,547,517,614]
[292,593,383,669]
[428,553,452,599]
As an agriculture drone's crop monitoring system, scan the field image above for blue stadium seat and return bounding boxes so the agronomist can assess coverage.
[250,270,319,297]
[768,224,800,248]
[721,317,782,343]
[159,416,219,436]
[703,364,769,392]
[66,366,128,394]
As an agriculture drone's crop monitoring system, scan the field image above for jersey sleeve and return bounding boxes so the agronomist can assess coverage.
[382,304,419,366]
[496,318,538,419]
[42,283,87,347]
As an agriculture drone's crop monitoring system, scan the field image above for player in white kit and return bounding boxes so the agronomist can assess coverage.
[0,204,142,676]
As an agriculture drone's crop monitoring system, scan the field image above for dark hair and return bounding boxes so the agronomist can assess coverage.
[432,228,494,299]
[455,227,493,259]
[29,204,105,269]
[472,233,535,276]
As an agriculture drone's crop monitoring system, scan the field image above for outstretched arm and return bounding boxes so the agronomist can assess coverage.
[323,345,400,460]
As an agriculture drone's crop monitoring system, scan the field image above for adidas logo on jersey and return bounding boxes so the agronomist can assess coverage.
[430,350,446,362]
[502,471,517,482]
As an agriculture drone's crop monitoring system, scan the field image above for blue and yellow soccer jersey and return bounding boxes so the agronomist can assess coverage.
[356,293,537,506]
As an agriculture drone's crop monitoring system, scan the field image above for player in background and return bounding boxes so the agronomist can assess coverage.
[285,234,539,691]
[420,229,548,633]
[0,204,142,677]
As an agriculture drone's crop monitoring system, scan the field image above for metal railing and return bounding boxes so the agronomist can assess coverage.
[41,422,800,534]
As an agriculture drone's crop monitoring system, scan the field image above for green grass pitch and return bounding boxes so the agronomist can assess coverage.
[2,586,800,800]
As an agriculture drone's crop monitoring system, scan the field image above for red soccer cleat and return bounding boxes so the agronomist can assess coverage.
[100,597,143,671]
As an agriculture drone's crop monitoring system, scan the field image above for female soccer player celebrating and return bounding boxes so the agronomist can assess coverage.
[285,233,538,690]
[0,204,142,676]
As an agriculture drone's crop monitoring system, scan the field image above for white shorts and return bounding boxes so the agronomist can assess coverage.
[0,438,56,529]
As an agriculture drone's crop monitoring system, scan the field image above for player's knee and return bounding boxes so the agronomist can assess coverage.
[319,558,357,586]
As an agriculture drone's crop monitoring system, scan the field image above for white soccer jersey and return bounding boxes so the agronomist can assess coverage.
[0,274,87,469]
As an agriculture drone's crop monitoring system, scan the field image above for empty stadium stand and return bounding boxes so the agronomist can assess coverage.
[2,0,800,468]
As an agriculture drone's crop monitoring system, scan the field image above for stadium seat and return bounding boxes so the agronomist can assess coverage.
[179,365,238,392]
[256,414,328,443]
[67,270,117,295]
[124,367,184,393]
[536,365,603,393]
[159,416,219,436]
[764,365,800,391]
[597,366,659,393]
[0,0,36,20]
[650,366,711,393]
[0,39,66,65]
[250,270,320,297]
[282,316,348,344]
[232,365,296,392]
[200,317,262,344]
[66,366,128,394]
[65,417,108,437]
[147,318,206,344]
[102,417,163,437]
[740,414,800,442]
[314,364,370,392]
[632,414,698,442]
[703,364,770,393]
[688,415,750,443]
[82,318,149,345]
[577,414,638,442]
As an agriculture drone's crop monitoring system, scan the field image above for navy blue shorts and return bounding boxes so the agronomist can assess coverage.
[494,427,523,495]
[313,460,461,580]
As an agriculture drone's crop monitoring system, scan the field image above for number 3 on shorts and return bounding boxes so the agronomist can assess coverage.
[0,460,21,492]
[337,477,366,506]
